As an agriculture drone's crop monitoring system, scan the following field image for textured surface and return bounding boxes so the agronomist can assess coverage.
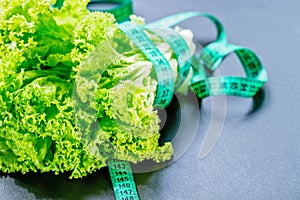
[1,0,300,199]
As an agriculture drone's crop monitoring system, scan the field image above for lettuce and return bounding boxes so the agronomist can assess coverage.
[0,0,115,178]
[0,0,192,178]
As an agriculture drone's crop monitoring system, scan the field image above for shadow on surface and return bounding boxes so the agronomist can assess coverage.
[4,168,113,200]
[247,88,267,115]
[159,89,202,145]
[158,93,181,145]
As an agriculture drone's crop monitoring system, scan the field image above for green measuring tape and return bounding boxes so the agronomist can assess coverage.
[148,28,192,90]
[54,2,267,199]
[52,0,64,9]
[145,12,267,98]
[95,11,266,200]
[52,0,133,22]
[88,0,133,22]
[191,43,268,98]
[108,160,140,200]
[146,12,227,43]
[118,21,175,108]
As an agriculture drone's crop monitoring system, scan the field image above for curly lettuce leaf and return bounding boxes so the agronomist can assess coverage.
[0,0,195,179]
[0,0,117,178]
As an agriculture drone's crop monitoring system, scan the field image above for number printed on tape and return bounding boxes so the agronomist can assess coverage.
[119,21,174,108]
[108,161,140,200]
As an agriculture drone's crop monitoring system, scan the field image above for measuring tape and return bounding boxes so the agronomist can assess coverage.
[146,12,227,43]
[52,0,133,22]
[145,12,267,98]
[147,28,192,90]
[88,0,133,22]
[145,12,228,74]
[118,21,175,108]
[191,43,268,98]
[51,2,267,199]
[52,0,64,8]
[96,11,266,200]
[108,160,140,200]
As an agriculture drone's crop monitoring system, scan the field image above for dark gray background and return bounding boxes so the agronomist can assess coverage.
[1,0,300,199]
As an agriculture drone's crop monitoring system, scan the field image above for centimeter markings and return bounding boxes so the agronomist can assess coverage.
[144,11,266,98]
[149,28,191,90]
[108,160,140,200]
[191,43,267,98]
[119,21,174,108]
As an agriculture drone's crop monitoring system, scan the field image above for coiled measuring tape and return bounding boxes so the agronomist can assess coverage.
[191,43,268,98]
[52,2,267,199]
[113,12,267,200]
[145,12,268,98]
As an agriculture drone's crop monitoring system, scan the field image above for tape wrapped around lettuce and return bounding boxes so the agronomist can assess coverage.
[0,0,195,178]
[74,17,196,170]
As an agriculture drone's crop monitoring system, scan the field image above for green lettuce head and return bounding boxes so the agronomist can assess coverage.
[0,0,194,178]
